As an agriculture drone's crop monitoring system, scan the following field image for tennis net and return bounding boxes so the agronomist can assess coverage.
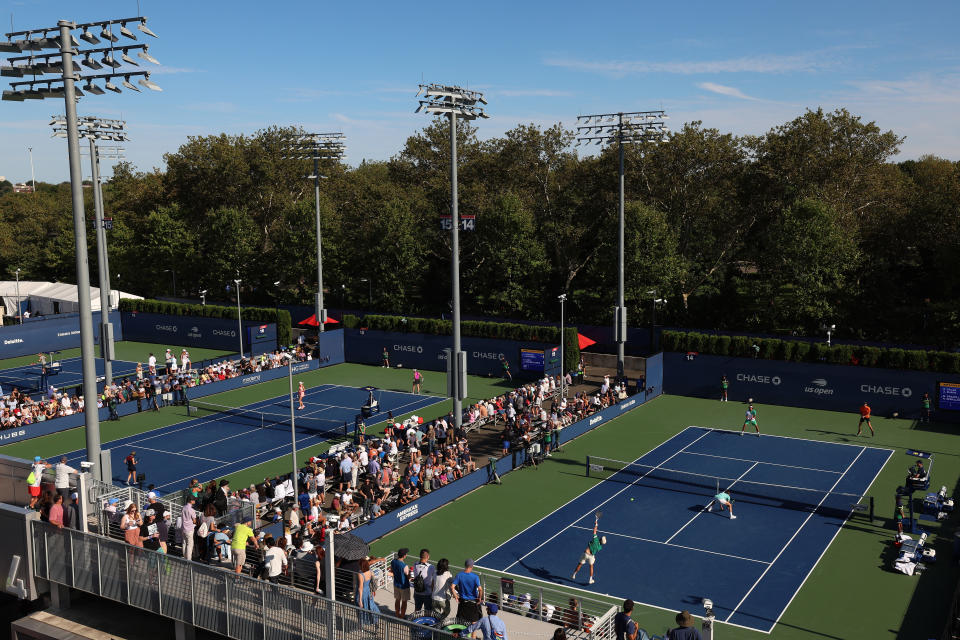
[187,400,349,438]
[586,455,874,520]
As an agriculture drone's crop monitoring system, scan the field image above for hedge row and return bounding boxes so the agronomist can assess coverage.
[662,330,960,374]
[344,314,581,373]
[119,298,292,348]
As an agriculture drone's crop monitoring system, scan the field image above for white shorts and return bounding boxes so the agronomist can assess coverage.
[579,551,595,566]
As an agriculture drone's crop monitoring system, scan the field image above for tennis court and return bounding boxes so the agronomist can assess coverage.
[0,355,141,393]
[55,383,443,493]
[477,426,893,634]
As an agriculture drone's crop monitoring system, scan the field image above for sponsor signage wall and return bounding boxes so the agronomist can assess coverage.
[246,324,278,355]
[314,330,345,366]
[0,311,123,359]
[0,359,323,445]
[352,371,663,543]
[663,352,960,419]
[121,312,273,353]
[344,329,562,377]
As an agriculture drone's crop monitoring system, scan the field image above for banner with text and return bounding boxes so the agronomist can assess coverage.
[121,312,273,354]
[0,311,123,359]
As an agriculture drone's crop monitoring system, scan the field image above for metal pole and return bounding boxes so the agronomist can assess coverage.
[90,138,112,384]
[559,294,565,398]
[450,112,463,429]
[60,20,101,478]
[288,360,298,587]
[236,283,244,356]
[28,146,36,193]
[616,115,626,380]
[15,268,21,324]
[314,157,325,332]
[650,291,656,354]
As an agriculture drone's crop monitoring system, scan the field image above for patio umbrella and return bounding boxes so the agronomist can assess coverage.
[577,333,597,350]
[298,314,341,327]
[332,532,369,561]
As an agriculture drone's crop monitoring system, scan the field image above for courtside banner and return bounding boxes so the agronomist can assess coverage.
[0,311,123,359]
[120,312,274,352]
[0,359,322,445]
[344,329,559,378]
[663,352,960,419]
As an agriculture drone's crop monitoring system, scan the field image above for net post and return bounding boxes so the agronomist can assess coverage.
[586,456,590,478]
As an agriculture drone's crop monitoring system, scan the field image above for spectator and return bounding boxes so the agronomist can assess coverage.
[432,557,453,620]
[413,548,436,613]
[28,456,50,510]
[64,492,81,530]
[263,537,288,584]
[54,456,76,502]
[139,509,162,551]
[615,599,639,640]
[230,516,259,574]
[157,512,173,554]
[467,602,508,640]
[180,495,197,561]
[214,479,230,516]
[357,557,379,625]
[667,610,701,640]
[451,558,483,623]
[552,630,567,640]
[48,494,65,529]
[390,547,412,618]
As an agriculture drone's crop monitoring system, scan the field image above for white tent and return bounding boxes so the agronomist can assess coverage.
[0,280,142,317]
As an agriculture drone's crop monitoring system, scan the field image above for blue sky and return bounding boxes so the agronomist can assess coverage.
[2,0,959,183]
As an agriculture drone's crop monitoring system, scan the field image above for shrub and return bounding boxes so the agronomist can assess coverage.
[881,348,906,369]
[792,341,810,362]
[705,334,720,355]
[760,338,781,360]
[904,349,928,371]
[730,336,751,357]
[662,331,681,352]
[716,335,731,356]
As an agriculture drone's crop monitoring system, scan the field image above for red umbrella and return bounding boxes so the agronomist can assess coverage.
[298,314,340,327]
[577,333,596,350]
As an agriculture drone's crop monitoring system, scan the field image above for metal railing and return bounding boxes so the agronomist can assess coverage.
[381,552,619,640]
[32,521,454,640]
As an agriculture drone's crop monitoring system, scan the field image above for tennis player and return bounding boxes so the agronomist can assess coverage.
[857,402,874,436]
[298,381,306,410]
[710,491,736,519]
[740,405,760,436]
[571,515,606,585]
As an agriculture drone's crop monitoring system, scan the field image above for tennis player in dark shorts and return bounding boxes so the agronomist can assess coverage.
[857,402,874,436]
[125,451,137,485]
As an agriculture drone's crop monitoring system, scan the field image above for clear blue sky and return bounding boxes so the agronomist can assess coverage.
[2,0,958,183]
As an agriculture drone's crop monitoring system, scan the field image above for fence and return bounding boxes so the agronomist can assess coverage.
[31,520,454,640]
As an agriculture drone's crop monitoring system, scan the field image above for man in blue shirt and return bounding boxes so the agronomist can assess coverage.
[667,610,702,640]
[467,602,508,639]
[614,599,639,640]
[298,487,311,513]
[451,558,484,623]
[390,547,412,618]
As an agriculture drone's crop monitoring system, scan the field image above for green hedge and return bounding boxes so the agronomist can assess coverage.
[344,314,581,373]
[662,329,960,374]
[119,298,291,348]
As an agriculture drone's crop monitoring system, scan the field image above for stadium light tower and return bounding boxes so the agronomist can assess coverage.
[416,83,488,429]
[52,115,128,385]
[3,16,160,479]
[283,132,346,332]
[575,110,669,380]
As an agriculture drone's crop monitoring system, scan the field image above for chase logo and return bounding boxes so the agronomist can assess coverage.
[861,384,912,398]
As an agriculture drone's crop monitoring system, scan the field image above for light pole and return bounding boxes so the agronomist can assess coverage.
[416,83,488,429]
[52,114,127,385]
[234,279,244,357]
[286,356,298,586]
[27,147,35,192]
[284,131,346,332]
[273,280,282,350]
[647,289,657,354]
[575,110,669,380]
[558,293,567,398]
[2,15,161,480]
[163,268,176,297]
[359,278,372,308]
[14,268,22,323]
[199,289,207,306]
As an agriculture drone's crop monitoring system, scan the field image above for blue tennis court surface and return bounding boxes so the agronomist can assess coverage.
[478,426,893,634]
[56,384,443,493]
[0,356,140,392]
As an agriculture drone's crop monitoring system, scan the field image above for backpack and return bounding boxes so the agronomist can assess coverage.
[413,564,427,592]
[26,471,35,485]
[197,520,209,538]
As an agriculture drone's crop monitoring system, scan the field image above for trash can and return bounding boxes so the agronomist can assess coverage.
[441,623,468,638]
[410,615,437,640]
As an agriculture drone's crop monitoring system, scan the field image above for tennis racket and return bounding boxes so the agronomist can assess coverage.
[595,511,603,520]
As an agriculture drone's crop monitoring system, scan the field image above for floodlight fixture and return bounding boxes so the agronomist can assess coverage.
[79,28,100,45]
[121,51,138,66]
[104,79,121,93]
[138,74,161,91]
[82,54,103,70]
[100,26,118,43]
[415,83,488,120]
[120,75,139,91]
[137,20,158,38]
[119,22,137,40]
[136,46,159,65]
[101,53,121,69]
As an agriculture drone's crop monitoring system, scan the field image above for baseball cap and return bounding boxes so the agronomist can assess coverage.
[107,498,119,505]
[144,509,155,516]
[34,456,41,462]
[147,492,157,499]
[70,492,78,500]
[486,603,499,614]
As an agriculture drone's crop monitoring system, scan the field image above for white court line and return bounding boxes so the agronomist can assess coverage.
[665,461,758,545]
[723,446,866,623]
[690,425,896,453]
[130,446,229,465]
[570,525,770,565]
[502,429,713,572]
[680,450,843,475]
[770,447,893,632]
[477,429,706,566]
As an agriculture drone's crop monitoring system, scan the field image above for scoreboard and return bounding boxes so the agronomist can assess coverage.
[937,381,960,411]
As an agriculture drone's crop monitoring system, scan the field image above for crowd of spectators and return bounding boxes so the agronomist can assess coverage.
[0,345,312,430]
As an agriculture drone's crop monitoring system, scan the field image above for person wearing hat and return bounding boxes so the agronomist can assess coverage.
[465,602,508,640]
[571,515,606,585]
[451,559,483,623]
[27,456,51,510]
[64,492,81,530]
[667,610,702,640]
[139,509,162,551]
[230,517,259,574]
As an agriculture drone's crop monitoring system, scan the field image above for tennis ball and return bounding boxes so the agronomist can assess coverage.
[630,498,634,501]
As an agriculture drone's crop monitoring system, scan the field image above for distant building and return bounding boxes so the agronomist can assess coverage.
[12,182,35,193]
